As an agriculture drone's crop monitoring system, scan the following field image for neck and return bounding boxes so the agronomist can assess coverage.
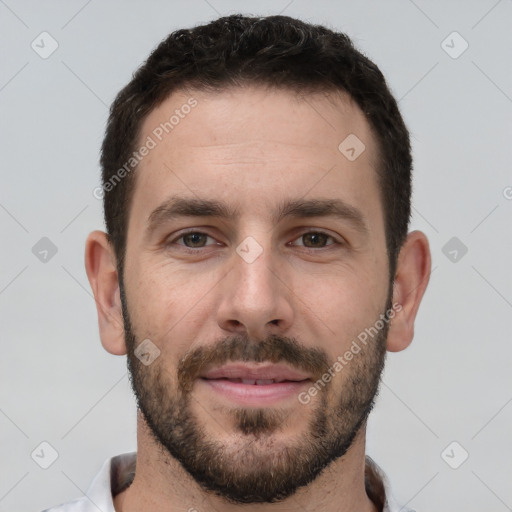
[114,413,378,512]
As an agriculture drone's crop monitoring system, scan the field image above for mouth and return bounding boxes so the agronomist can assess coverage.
[199,362,311,381]
[197,363,312,405]
[204,377,301,385]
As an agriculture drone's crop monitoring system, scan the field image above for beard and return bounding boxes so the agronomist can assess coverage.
[120,277,390,504]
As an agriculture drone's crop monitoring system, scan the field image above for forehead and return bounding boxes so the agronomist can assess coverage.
[128,85,383,239]
[139,85,377,160]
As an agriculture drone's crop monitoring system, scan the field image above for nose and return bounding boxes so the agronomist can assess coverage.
[215,236,294,340]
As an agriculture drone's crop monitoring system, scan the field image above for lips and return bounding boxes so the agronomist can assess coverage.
[198,363,312,405]
[199,363,311,384]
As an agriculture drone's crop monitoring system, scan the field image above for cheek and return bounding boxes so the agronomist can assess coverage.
[295,264,387,345]
[129,261,219,351]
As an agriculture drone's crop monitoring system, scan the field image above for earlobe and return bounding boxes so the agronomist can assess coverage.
[84,230,127,356]
[386,230,431,353]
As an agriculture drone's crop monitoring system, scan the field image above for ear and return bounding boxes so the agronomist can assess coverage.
[84,230,127,355]
[386,230,431,352]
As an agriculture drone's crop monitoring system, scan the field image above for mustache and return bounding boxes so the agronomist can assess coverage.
[177,333,330,393]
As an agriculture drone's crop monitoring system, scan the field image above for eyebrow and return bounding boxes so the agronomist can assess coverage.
[145,195,369,238]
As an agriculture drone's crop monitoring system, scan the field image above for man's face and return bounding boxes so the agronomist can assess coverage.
[120,85,392,503]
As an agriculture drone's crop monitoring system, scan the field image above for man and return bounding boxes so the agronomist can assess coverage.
[45,13,431,512]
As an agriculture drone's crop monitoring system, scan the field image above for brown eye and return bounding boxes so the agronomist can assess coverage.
[166,231,219,251]
[181,232,209,248]
[290,231,338,249]
[302,232,331,248]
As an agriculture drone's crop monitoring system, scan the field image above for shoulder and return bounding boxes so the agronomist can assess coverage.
[39,452,136,512]
[365,456,418,512]
[40,496,94,512]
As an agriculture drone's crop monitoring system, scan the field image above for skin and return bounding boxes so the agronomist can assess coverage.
[85,85,431,512]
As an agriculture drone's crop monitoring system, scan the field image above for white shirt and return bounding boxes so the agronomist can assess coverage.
[41,452,416,512]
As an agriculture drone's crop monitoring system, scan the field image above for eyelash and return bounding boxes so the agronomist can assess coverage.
[165,229,342,254]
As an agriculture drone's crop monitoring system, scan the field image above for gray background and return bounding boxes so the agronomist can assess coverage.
[1,0,511,511]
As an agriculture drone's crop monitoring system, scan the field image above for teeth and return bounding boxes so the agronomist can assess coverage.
[227,378,277,385]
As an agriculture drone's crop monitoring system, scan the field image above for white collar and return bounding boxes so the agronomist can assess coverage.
[43,451,415,512]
